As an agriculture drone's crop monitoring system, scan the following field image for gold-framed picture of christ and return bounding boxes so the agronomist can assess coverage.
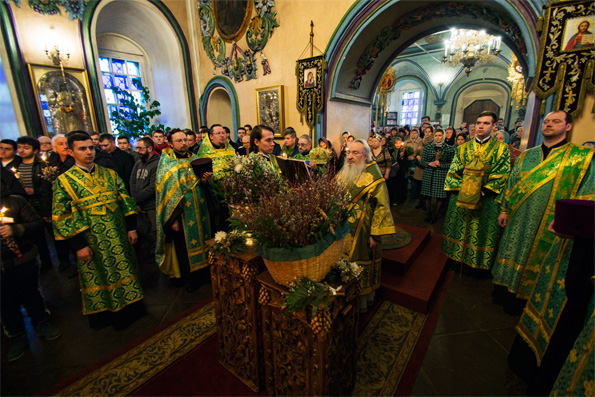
[28,63,97,137]
[296,55,326,130]
[255,85,285,137]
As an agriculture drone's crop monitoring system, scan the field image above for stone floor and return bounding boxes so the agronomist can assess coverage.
[0,198,527,396]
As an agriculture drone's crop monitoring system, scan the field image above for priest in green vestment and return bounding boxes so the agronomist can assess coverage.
[52,132,144,318]
[441,111,510,271]
[197,124,236,180]
[197,124,236,232]
[156,129,212,291]
[338,139,396,312]
[250,125,281,174]
[493,110,595,301]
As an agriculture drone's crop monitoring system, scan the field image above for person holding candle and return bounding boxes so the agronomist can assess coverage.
[16,136,54,272]
[1,178,62,361]
[37,136,53,158]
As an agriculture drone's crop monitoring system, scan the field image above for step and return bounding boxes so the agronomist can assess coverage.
[382,224,431,274]
[380,233,448,314]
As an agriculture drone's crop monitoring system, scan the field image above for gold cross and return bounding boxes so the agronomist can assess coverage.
[185,201,192,207]
[564,91,576,104]
[191,239,197,245]
[542,68,555,83]
[188,220,195,226]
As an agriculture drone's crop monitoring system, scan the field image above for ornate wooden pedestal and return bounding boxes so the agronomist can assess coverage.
[257,271,359,396]
[209,245,265,392]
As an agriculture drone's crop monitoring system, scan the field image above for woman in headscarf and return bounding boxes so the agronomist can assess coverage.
[412,126,434,209]
[420,129,454,223]
[317,137,338,172]
[404,128,423,204]
[455,132,468,147]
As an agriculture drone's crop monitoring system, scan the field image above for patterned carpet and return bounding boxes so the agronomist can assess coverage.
[353,301,427,396]
[51,300,426,396]
[53,303,216,396]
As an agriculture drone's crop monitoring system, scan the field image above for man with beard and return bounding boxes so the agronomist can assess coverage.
[156,129,212,291]
[337,139,396,313]
[130,137,160,260]
[197,124,237,232]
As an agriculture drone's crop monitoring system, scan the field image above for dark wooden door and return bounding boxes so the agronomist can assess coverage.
[463,100,500,125]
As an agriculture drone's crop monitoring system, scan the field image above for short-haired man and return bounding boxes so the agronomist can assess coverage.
[38,136,52,158]
[250,125,280,173]
[421,116,430,125]
[16,136,54,272]
[88,131,100,149]
[295,134,312,159]
[152,129,170,155]
[185,129,201,154]
[493,110,594,306]
[495,112,594,394]
[441,111,510,272]
[243,124,252,134]
[99,133,135,192]
[223,126,240,149]
[282,127,299,158]
[236,127,246,146]
[1,139,20,169]
[337,139,396,312]
[52,131,144,328]
[197,124,236,180]
[117,136,140,162]
[130,137,159,261]
[156,129,212,291]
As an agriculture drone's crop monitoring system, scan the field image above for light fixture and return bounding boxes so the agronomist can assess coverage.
[44,25,70,66]
[443,28,501,76]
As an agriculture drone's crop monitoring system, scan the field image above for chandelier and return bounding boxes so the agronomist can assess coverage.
[443,29,501,76]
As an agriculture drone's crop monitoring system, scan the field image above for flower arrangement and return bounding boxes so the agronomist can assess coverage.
[232,171,351,249]
[211,229,248,259]
[217,154,285,205]
[282,258,362,315]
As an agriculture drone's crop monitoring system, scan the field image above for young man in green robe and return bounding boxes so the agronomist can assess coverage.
[156,129,212,292]
[52,132,144,328]
[492,111,594,309]
[441,111,510,272]
[338,139,396,312]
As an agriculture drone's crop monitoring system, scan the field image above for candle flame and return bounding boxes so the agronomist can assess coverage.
[0,207,6,214]
[42,154,47,161]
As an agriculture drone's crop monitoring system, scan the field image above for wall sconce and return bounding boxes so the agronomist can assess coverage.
[44,25,69,66]
[438,82,444,98]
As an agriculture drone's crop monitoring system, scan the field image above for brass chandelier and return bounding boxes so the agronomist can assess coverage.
[443,29,502,76]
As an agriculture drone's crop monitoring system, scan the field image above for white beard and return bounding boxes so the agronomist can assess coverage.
[337,161,367,186]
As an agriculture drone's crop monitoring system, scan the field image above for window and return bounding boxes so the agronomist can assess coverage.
[99,56,144,133]
[400,91,421,126]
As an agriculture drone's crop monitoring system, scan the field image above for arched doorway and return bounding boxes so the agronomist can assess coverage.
[83,0,198,133]
[324,0,538,145]
[206,88,234,137]
[463,100,500,126]
[454,82,511,127]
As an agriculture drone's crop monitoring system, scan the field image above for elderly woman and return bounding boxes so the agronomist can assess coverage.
[495,131,506,143]
[404,128,423,204]
[420,129,454,223]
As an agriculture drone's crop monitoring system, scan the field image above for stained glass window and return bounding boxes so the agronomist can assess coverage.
[400,90,421,126]
[99,55,144,134]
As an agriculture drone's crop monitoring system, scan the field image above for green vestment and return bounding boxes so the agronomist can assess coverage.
[197,134,236,180]
[441,137,510,269]
[493,144,594,298]
[156,149,211,277]
[250,153,281,174]
[344,162,396,295]
[52,165,144,315]
[550,306,594,397]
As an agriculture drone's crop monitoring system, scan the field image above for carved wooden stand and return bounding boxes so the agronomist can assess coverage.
[209,245,265,392]
[257,271,359,396]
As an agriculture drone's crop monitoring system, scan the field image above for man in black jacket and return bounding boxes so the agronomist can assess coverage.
[130,137,159,260]
[1,180,62,361]
[99,133,135,193]
[16,136,54,272]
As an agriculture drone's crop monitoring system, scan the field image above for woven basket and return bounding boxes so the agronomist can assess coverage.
[262,236,347,287]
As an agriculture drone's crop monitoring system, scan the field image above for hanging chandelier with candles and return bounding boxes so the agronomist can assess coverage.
[443,29,501,76]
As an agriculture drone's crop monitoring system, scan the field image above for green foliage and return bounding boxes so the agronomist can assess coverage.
[283,278,331,315]
[110,77,169,139]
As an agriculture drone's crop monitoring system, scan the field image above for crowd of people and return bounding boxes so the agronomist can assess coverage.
[1,110,592,396]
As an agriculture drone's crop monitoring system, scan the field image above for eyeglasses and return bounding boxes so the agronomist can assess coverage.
[347,151,363,156]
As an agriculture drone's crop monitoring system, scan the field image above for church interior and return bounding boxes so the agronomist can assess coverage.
[1,0,594,395]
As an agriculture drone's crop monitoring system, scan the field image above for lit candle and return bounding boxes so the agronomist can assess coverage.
[41,153,47,163]
[10,167,19,179]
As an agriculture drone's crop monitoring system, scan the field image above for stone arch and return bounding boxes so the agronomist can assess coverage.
[200,76,241,134]
[449,79,512,127]
[82,0,198,133]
